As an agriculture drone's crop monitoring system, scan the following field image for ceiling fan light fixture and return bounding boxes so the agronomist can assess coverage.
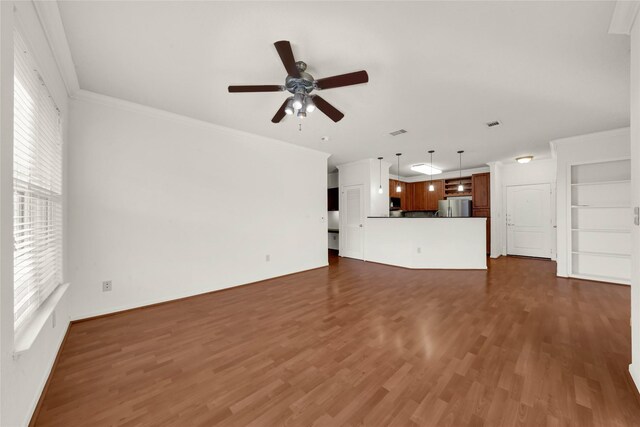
[305,96,316,113]
[292,91,304,110]
[297,110,307,119]
[284,98,294,115]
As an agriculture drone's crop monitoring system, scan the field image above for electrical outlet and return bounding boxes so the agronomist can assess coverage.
[266,254,270,262]
[102,280,112,292]
[417,247,422,254]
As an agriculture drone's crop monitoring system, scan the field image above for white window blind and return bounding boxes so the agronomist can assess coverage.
[13,29,63,332]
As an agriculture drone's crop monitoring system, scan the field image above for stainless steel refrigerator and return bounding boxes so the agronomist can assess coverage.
[438,198,472,217]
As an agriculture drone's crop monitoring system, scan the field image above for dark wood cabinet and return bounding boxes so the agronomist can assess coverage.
[426,180,444,211]
[472,173,490,209]
[328,187,339,211]
[471,172,491,254]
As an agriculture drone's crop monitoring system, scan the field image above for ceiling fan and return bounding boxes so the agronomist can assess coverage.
[228,40,369,123]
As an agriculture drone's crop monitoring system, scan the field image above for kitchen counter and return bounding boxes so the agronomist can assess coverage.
[364,217,487,269]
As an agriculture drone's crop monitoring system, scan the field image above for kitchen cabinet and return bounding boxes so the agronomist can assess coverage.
[426,180,444,211]
[389,179,406,206]
[471,172,491,254]
[328,188,339,211]
[444,177,472,197]
[411,182,427,211]
[402,182,413,211]
[472,173,490,209]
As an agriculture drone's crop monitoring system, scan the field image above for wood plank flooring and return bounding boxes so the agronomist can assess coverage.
[34,253,640,426]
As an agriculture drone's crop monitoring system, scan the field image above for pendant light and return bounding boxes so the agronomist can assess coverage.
[378,157,384,194]
[457,150,464,192]
[428,150,435,192]
[395,153,402,193]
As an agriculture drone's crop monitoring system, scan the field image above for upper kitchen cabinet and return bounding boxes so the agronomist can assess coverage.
[472,173,490,209]
[426,180,445,210]
[389,179,406,198]
[328,187,339,211]
[411,182,428,211]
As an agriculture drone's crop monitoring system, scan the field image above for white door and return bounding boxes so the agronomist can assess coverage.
[341,185,364,260]
[506,184,552,258]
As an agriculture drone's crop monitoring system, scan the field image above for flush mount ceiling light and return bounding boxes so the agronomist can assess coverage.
[516,156,534,164]
[410,164,442,176]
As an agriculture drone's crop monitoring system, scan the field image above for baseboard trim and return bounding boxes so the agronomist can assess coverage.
[28,323,72,427]
[72,264,329,324]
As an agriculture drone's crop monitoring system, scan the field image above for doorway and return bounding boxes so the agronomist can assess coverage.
[506,183,552,258]
[341,184,364,260]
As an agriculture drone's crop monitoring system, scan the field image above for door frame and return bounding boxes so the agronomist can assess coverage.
[503,182,555,259]
[339,184,365,260]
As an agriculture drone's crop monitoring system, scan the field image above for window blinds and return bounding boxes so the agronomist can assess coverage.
[13,30,63,332]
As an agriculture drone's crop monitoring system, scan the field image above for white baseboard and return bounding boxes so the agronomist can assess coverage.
[630,364,640,393]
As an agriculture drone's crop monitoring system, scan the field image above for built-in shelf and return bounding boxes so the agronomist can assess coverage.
[571,205,630,209]
[571,251,630,259]
[569,159,631,285]
[571,228,630,233]
[571,180,630,187]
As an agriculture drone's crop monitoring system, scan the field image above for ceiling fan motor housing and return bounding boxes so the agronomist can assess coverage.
[285,62,315,94]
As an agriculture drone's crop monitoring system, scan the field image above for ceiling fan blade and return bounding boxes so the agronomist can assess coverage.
[271,98,290,123]
[312,95,344,122]
[228,85,284,93]
[315,70,369,90]
[274,40,300,78]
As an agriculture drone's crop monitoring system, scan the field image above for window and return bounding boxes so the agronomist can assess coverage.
[13,29,63,332]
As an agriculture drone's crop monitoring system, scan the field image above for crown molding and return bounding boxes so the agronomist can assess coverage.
[72,89,330,159]
[32,0,79,96]
[609,1,640,35]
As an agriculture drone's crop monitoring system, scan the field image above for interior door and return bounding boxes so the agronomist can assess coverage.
[506,184,551,258]
[341,185,364,260]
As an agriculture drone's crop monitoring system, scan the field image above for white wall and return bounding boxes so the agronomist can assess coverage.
[67,94,329,320]
[488,162,503,258]
[1,3,72,426]
[629,8,640,392]
[551,127,630,277]
[327,172,338,189]
[499,158,557,259]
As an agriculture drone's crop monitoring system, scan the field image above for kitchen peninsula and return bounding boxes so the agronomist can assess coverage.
[365,217,487,269]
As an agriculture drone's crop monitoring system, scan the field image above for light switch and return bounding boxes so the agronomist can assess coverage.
[635,207,640,226]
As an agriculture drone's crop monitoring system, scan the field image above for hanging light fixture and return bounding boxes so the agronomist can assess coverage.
[457,150,464,192]
[378,157,384,194]
[396,153,402,193]
[428,150,435,192]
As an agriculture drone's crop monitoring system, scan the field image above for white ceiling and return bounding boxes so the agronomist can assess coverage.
[56,1,630,176]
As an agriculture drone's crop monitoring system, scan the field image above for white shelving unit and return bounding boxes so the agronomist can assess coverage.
[569,159,631,285]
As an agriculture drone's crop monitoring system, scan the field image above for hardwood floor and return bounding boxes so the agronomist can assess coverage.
[34,253,640,426]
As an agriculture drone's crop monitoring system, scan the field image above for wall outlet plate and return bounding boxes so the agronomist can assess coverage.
[102,280,112,292]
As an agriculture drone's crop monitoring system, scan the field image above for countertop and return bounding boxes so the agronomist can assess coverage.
[367,216,482,219]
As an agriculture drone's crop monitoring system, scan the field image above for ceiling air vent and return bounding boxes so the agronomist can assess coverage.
[486,120,502,128]
[389,129,407,136]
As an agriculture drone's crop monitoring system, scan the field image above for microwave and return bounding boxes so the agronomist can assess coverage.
[390,197,401,210]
